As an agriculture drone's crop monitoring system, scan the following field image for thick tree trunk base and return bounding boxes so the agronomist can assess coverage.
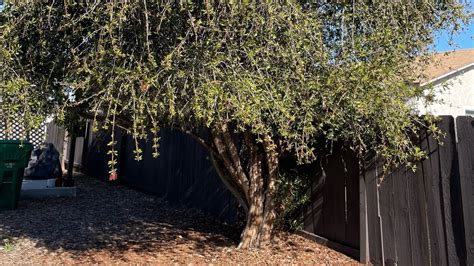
[238,189,276,249]
[210,126,278,249]
[238,215,273,249]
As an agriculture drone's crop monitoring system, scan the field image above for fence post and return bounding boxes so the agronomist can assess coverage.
[360,171,369,263]
[66,134,76,184]
[456,116,474,265]
[81,121,90,166]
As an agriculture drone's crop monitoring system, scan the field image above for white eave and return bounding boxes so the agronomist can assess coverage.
[421,63,474,87]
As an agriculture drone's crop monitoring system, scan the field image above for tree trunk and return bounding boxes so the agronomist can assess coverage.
[238,174,277,248]
[210,125,279,249]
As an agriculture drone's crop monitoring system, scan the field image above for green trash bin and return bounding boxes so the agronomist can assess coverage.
[0,140,33,210]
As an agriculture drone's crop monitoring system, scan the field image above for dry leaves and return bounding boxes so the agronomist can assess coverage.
[0,174,356,265]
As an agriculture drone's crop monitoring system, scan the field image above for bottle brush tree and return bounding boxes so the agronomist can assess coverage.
[0,0,471,248]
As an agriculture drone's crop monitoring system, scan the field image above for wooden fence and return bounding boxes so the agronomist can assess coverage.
[301,146,360,258]
[45,123,86,169]
[363,116,472,265]
[80,128,238,223]
[300,116,473,265]
[457,116,474,265]
[48,116,474,264]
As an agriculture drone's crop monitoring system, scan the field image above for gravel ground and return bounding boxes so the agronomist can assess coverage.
[0,173,357,264]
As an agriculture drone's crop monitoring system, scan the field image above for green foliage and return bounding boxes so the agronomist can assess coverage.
[0,237,14,252]
[0,36,48,137]
[275,167,311,230]
[0,0,471,171]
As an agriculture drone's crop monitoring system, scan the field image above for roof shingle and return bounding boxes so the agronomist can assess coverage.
[423,48,474,83]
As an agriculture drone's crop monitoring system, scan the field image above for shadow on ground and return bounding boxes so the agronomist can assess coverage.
[0,173,240,262]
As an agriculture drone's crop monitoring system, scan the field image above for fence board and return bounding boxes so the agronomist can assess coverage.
[303,167,325,235]
[320,151,347,245]
[456,116,474,265]
[366,164,382,265]
[440,116,467,266]
[45,123,66,156]
[424,129,449,265]
[392,169,412,265]
[407,164,429,265]
[413,134,432,265]
[360,171,369,263]
[379,172,396,265]
[345,151,360,249]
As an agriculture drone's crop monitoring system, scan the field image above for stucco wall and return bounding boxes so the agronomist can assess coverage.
[417,66,474,117]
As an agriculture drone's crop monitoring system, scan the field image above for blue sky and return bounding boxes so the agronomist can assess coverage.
[434,5,474,51]
[435,22,474,52]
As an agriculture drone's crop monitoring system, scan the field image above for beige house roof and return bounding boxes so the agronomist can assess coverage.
[423,48,474,84]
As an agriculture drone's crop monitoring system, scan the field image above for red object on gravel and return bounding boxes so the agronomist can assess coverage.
[109,171,118,181]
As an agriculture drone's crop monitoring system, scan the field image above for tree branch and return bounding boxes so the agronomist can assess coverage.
[210,153,249,213]
[212,129,250,202]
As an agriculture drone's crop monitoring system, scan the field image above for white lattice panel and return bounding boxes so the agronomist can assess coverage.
[0,121,4,140]
[0,119,47,149]
[28,122,47,148]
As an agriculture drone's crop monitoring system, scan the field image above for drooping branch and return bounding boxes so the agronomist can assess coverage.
[2,0,470,250]
[142,0,151,55]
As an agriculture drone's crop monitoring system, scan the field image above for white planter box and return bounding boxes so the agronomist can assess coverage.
[21,179,56,190]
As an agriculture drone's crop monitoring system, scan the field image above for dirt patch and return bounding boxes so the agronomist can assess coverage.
[0,174,357,264]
